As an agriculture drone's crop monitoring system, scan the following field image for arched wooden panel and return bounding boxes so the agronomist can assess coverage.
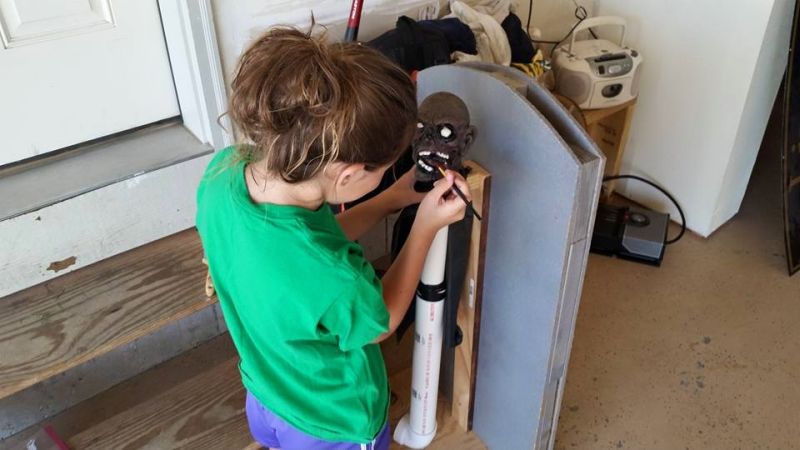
[417,64,605,449]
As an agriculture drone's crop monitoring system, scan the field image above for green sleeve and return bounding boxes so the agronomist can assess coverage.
[320,273,389,352]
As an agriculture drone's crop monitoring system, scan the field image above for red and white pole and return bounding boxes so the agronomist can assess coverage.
[343,0,363,42]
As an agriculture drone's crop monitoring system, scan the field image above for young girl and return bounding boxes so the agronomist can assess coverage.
[196,28,471,450]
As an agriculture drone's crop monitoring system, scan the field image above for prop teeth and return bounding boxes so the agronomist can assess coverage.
[435,152,450,160]
[418,151,432,157]
[417,159,434,172]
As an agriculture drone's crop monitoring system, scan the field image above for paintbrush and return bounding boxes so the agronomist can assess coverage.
[435,165,482,221]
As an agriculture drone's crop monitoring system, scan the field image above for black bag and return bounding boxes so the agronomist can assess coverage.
[367,16,451,72]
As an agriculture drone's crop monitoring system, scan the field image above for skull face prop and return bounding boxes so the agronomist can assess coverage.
[413,92,476,183]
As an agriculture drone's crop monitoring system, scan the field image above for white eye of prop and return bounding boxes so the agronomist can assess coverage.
[440,127,453,138]
[417,122,424,129]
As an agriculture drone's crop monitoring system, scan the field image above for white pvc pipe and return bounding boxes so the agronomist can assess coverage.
[394,226,449,449]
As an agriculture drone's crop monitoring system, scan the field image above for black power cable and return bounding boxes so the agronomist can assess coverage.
[527,0,533,39]
[602,175,687,245]
[527,2,597,57]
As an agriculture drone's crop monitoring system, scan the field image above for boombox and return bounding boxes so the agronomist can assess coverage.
[552,16,643,110]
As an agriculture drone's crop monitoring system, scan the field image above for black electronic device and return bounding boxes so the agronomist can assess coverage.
[591,203,669,265]
[590,174,687,266]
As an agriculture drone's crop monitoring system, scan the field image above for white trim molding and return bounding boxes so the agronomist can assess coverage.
[0,155,212,298]
[159,0,232,150]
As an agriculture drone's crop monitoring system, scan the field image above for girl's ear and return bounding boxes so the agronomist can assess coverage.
[336,163,366,187]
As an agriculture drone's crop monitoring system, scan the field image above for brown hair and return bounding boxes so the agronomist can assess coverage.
[229,27,417,183]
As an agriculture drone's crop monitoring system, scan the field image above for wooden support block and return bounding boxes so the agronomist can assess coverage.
[0,229,213,399]
[451,161,491,431]
[583,99,637,198]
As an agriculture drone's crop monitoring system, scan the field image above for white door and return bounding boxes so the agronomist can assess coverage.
[0,0,180,166]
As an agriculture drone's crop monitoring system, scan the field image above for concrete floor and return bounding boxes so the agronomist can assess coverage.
[554,136,800,448]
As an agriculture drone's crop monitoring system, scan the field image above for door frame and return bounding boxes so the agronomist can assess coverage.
[159,0,231,150]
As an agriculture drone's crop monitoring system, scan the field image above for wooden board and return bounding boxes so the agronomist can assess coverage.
[389,368,486,450]
[0,229,213,399]
[451,161,491,431]
[67,358,250,449]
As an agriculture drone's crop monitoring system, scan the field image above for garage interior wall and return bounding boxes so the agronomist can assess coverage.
[210,0,794,237]
[521,0,794,236]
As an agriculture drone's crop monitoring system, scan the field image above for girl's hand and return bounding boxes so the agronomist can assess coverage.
[385,168,425,210]
[415,170,471,233]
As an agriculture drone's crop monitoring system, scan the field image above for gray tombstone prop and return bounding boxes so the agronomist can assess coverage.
[416,64,605,450]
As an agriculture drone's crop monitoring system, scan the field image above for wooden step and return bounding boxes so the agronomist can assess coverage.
[0,333,251,450]
[68,359,250,449]
[67,364,484,449]
[2,332,484,449]
[0,229,213,399]
[69,346,481,449]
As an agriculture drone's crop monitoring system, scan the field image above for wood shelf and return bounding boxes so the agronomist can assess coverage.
[0,229,213,399]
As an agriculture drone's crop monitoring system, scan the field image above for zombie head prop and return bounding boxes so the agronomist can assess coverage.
[413,92,476,183]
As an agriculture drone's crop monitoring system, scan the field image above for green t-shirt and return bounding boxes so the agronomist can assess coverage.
[196,147,390,443]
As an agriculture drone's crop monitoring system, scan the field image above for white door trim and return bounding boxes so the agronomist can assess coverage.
[159,0,232,150]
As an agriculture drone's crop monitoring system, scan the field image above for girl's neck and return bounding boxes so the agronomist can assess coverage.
[245,163,326,210]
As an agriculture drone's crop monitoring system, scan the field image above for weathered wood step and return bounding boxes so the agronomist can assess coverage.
[0,334,252,450]
[1,333,484,449]
[68,358,250,449]
[0,229,213,400]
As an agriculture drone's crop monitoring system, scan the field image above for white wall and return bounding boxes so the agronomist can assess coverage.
[210,0,441,88]
[713,1,795,231]
[517,0,596,48]
[588,0,794,236]
[208,0,795,236]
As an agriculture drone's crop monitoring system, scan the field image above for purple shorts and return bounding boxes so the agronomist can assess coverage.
[245,391,390,450]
